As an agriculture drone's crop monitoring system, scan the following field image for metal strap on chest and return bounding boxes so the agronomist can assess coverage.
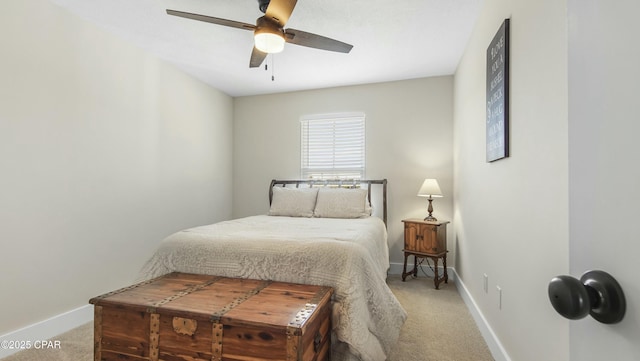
[210,280,273,321]
[89,275,164,303]
[287,286,332,331]
[147,276,224,313]
[209,279,272,360]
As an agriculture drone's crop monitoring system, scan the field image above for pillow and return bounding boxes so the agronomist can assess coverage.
[313,188,371,219]
[268,187,319,217]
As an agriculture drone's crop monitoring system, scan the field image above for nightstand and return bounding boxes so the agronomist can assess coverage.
[401,219,450,289]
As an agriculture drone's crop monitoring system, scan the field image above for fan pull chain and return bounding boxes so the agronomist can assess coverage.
[271,55,275,81]
[263,56,275,81]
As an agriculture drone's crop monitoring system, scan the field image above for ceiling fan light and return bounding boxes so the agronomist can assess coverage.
[254,31,285,53]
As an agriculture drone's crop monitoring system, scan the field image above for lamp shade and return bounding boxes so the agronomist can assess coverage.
[417,179,443,198]
[254,28,285,53]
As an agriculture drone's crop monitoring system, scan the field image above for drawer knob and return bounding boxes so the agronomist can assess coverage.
[548,270,625,324]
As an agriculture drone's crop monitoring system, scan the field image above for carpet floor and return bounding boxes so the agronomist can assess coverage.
[1,275,493,361]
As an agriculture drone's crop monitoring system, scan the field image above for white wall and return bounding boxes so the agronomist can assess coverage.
[453,0,569,360]
[0,0,233,335]
[233,77,454,266]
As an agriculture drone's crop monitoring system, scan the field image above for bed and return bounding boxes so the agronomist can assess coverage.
[137,179,407,361]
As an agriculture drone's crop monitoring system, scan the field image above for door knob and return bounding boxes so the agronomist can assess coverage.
[548,270,625,324]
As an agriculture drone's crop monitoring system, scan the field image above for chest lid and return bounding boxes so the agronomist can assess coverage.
[89,272,333,330]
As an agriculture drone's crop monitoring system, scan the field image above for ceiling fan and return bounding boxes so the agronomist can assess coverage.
[166,0,353,68]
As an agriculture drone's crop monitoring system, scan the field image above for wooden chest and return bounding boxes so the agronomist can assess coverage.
[89,272,333,361]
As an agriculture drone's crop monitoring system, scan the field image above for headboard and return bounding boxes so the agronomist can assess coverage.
[269,179,388,226]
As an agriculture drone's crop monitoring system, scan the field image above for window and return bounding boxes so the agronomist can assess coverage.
[300,113,365,180]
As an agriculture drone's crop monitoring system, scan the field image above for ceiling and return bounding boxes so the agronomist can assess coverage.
[50,0,482,97]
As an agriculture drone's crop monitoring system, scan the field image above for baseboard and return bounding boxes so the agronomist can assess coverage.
[451,268,512,361]
[388,261,405,275]
[0,305,93,359]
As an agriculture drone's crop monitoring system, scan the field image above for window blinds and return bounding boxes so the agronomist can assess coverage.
[300,113,365,180]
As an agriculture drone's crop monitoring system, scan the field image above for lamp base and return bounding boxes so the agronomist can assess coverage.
[424,197,437,222]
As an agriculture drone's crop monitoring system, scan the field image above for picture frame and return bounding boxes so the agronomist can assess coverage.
[486,19,510,162]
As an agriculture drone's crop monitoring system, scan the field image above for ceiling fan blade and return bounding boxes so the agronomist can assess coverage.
[265,0,298,28]
[249,47,268,68]
[284,29,353,53]
[166,9,256,31]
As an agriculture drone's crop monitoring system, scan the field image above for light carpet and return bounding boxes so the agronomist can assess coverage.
[2,275,493,361]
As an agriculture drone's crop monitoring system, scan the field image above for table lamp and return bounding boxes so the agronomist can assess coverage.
[417,179,442,221]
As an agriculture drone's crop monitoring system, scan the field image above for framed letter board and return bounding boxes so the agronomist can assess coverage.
[486,19,510,162]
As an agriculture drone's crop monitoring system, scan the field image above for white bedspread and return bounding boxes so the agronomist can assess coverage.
[138,215,406,361]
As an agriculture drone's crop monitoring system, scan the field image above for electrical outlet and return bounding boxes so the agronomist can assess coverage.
[497,286,502,309]
[483,274,488,293]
